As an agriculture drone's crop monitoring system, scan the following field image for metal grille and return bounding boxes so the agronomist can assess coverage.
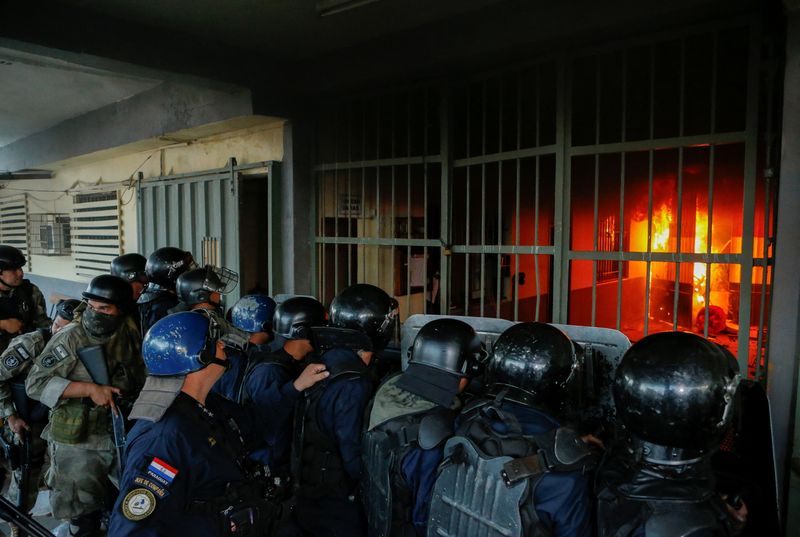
[0,195,29,269]
[313,18,776,379]
[71,191,121,278]
[313,88,442,322]
[28,214,71,256]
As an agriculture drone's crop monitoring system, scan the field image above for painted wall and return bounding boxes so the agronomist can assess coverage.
[0,119,285,307]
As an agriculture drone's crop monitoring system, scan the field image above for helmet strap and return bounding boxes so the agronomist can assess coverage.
[207,357,231,371]
[0,272,17,289]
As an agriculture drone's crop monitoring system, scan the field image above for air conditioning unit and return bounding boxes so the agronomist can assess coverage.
[28,214,71,256]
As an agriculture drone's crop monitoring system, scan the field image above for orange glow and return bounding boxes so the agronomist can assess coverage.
[693,203,708,309]
[650,203,672,252]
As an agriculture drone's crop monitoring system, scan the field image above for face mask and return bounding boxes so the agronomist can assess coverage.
[82,307,122,337]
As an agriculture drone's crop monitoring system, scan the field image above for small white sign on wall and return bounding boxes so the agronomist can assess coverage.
[338,193,362,217]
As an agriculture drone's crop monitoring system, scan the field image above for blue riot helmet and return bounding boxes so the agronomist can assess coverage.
[230,294,277,334]
[142,311,227,375]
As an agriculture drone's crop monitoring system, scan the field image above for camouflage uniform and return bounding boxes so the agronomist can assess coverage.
[0,329,51,510]
[0,280,50,354]
[25,315,144,520]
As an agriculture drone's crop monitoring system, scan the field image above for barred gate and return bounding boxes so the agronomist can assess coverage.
[313,17,778,380]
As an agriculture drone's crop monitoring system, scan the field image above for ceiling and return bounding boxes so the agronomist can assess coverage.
[0,46,161,147]
[53,0,506,62]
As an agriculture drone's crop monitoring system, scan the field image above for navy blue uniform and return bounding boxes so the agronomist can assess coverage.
[400,443,446,534]
[287,347,374,537]
[213,347,301,471]
[109,392,254,537]
[138,288,178,335]
[483,401,592,537]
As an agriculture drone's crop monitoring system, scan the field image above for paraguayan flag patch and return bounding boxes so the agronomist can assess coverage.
[147,458,178,485]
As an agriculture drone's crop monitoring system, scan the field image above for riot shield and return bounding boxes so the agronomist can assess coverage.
[712,379,780,535]
[400,314,515,371]
[400,315,629,429]
[550,323,631,428]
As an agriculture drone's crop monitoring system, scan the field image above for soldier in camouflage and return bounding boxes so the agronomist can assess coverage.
[25,276,145,537]
[0,245,51,354]
[0,299,80,536]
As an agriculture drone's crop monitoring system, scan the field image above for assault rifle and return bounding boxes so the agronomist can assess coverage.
[76,345,127,477]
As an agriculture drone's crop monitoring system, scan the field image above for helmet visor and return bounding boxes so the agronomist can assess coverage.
[204,266,239,294]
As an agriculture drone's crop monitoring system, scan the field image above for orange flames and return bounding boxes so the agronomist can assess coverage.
[647,197,721,332]
[651,203,672,252]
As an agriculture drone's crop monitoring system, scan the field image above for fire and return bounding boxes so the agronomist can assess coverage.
[693,204,708,307]
[651,203,672,252]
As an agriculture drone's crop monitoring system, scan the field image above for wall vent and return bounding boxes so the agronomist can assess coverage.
[0,195,30,269]
[71,191,121,278]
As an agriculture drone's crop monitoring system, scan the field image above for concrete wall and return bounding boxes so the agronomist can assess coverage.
[0,119,285,308]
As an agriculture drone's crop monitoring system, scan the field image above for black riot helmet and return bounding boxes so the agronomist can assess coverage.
[613,331,739,457]
[273,297,327,340]
[176,265,239,307]
[110,253,147,283]
[55,299,81,322]
[329,284,398,351]
[145,247,196,289]
[82,275,134,310]
[397,318,486,407]
[486,322,578,413]
[408,319,486,377]
[0,245,26,271]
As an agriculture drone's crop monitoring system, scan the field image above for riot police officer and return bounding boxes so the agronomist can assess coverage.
[108,311,277,536]
[0,245,51,354]
[138,247,196,334]
[0,298,80,534]
[282,283,398,537]
[25,275,145,537]
[595,331,740,537]
[110,253,148,302]
[427,322,596,537]
[175,264,238,316]
[214,295,329,475]
[363,318,484,537]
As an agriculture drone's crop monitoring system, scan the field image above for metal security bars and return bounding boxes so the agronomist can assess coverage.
[313,88,443,322]
[313,17,776,379]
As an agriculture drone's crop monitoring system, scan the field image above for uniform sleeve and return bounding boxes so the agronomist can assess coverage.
[329,378,373,481]
[245,364,299,433]
[30,286,51,329]
[108,426,190,536]
[24,335,78,408]
[533,471,592,537]
[402,447,445,533]
[0,333,39,417]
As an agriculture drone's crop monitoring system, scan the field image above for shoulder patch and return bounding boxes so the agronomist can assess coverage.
[3,355,20,371]
[40,344,72,368]
[54,345,70,360]
[40,354,60,368]
[13,344,31,362]
[122,488,156,521]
